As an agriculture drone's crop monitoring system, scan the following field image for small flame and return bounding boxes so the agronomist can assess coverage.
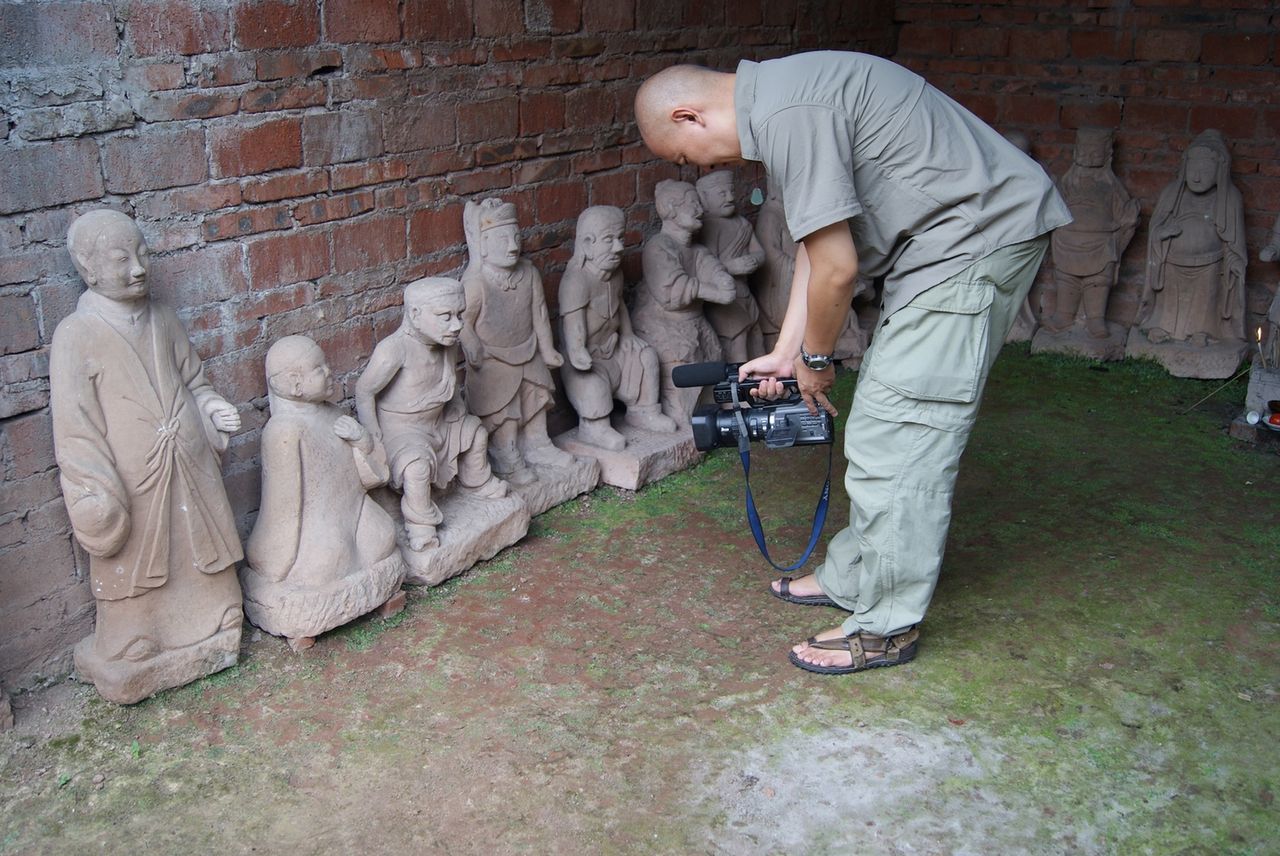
[1259,326,1264,343]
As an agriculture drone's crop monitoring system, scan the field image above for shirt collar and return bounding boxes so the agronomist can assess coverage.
[734,60,760,162]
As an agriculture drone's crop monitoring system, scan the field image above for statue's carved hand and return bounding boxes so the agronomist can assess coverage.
[544,348,564,369]
[1261,244,1280,263]
[69,489,130,557]
[725,255,757,276]
[207,400,241,433]
[333,415,373,453]
[568,348,593,371]
[1154,224,1182,241]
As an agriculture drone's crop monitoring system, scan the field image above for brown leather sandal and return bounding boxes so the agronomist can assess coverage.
[770,577,841,608]
[788,626,920,675]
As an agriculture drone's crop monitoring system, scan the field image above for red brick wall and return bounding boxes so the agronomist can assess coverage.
[0,1,898,690]
[894,0,1280,329]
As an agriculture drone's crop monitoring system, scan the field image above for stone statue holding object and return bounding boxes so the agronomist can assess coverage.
[1258,214,1280,369]
[460,198,577,483]
[558,205,678,450]
[51,209,243,704]
[356,278,509,553]
[242,336,406,650]
[695,170,765,362]
[632,179,737,425]
[1034,128,1139,360]
[1128,129,1248,378]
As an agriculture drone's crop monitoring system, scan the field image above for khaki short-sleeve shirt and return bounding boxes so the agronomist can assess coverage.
[735,51,1072,316]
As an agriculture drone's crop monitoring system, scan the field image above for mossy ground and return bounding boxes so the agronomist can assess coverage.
[2,347,1277,854]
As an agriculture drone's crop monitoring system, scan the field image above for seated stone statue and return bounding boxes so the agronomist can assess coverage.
[356,278,508,552]
[559,205,678,450]
[632,179,736,424]
[51,209,242,704]
[696,170,765,362]
[242,336,406,648]
[1044,128,1139,339]
[460,198,576,483]
[1131,129,1247,377]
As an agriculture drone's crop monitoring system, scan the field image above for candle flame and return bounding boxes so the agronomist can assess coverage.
[1260,326,1265,343]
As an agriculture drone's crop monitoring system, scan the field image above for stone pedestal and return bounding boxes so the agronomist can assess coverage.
[1032,321,1127,361]
[242,551,406,643]
[374,487,531,587]
[1125,329,1249,379]
[1245,362,1280,415]
[554,421,701,491]
[507,455,601,517]
[73,626,240,705]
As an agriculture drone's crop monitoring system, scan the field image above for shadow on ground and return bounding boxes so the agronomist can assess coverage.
[3,347,1278,855]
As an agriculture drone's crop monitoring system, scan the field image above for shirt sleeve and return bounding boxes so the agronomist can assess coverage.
[756,105,862,242]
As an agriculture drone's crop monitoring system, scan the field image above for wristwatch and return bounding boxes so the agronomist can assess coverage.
[800,345,833,371]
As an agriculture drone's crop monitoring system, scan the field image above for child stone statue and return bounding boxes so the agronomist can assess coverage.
[356,278,509,553]
[242,336,407,651]
[50,209,243,704]
[695,170,765,362]
[460,198,577,484]
[559,205,678,450]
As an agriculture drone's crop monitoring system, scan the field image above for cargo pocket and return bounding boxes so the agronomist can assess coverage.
[869,277,994,405]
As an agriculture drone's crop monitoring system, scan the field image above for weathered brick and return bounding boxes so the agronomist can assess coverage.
[409,207,465,256]
[241,81,328,113]
[255,49,344,81]
[202,205,292,242]
[1060,98,1124,130]
[0,1,117,68]
[148,242,248,309]
[534,179,588,224]
[458,95,519,144]
[447,167,512,196]
[0,247,70,287]
[526,0,581,34]
[232,282,312,324]
[2,411,56,480]
[133,183,243,219]
[475,138,538,166]
[242,169,330,203]
[519,91,566,136]
[0,139,104,215]
[403,0,473,40]
[582,0,633,32]
[1135,29,1201,63]
[1201,32,1270,67]
[123,62,187,92]
[0,296,39,355]
[247,230,331,289]
[303,110,384,166]
[101,125,208,194]
[332,215,406,273]
[1008,28,1068,61]
[293,190,376,226]
[325,0,401,44]
[1070,29,1133,61]
[330,158,409,190]
[1122,100,1190,135]
[210,117,304,177]
[14,98,135,141]
[566,86,615,130]
[953,27,1009,58]
[134,90,240,122]
[474,0,523,37]
[192,52,256,87]
[1189,104,1261,140]
[126,0,230,57]
[234,0,320,49]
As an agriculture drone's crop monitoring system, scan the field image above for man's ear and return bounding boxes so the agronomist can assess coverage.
[672,107,703,127]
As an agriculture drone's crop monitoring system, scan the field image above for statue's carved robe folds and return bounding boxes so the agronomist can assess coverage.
[242,401,405,639]
[699,213,763,346]
[50,291,242,674]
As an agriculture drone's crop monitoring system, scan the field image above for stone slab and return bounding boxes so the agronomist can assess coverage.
[553,422,701,491]
[507,454,601,517]
[1244,363,1280,415]
[73,626,240,705]
[1125,330,1249,379]
[1031,321,1127,361]
[390,489,531,587]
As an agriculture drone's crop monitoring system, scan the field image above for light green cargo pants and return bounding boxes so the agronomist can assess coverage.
[814,237,1049,638]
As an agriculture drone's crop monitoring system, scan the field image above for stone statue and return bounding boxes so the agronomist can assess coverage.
[1259,214,1280,369]
[50,209,242,704]
[242,336,407,651]
[1004,129,1043,344]
[1247,218,1280,417]
[460,198,577,483]
[751,174,794,353]
[632,179,736,424]
[1043,128,1140,340]
[356,278,509,553]
[558,205,678,450]
[1129,129,1248,378]
[695,170,765,362]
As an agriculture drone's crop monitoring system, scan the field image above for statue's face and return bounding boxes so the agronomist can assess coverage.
[666,189,703,231]
[1074,136,1109,169]
[698,180,735,217]
[1184,148,1218,194]
[292,345,334,402]
[410,292,465,347]
[83,220,150,300]
[582,219,625,273]
[480,224,521,270]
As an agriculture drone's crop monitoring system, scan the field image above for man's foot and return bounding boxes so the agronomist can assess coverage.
[466,474,509,499]
[405,522,439,552]
[789,625,919,675]
[769,573,841,608]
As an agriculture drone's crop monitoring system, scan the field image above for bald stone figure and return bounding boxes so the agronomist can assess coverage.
[696,170,765,362]
[559,205,678,450]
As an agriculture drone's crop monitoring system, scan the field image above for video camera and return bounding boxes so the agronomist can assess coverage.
[672,362,835,452]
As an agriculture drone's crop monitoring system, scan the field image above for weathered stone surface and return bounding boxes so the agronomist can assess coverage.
[1031,321,1127,362]
[1245,364,1280,416]
[14,98,136,141]
[1125,329,1248,379]
[0,689,12,731]
[554,421,701,491]
[506,454,601,517]
[73,626,240,705]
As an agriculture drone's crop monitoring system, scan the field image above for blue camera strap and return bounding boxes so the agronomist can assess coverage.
[730,384,833,573]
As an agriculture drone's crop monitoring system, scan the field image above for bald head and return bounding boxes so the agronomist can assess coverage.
[634,64,744,168]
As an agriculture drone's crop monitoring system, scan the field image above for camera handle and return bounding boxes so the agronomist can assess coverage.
[730,382,833,572]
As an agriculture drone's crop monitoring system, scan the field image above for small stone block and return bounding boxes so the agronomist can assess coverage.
[1228,416,1259,443]
[1125,329,1249,380]
[376,589,406,619]
[553,422,701,491]
[1244,363,1280,415]
[287,636,316,653]
[396,489,532,587]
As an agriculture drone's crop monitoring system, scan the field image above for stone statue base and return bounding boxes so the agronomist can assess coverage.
[1245,362,1280,415]
[73,626,240,705]
[1031,321,1127,361]
[553,421,701,491]
[373,487,531,587]
[241,552,406,643]
[507,456,601,517]
[1125,330,1249,379]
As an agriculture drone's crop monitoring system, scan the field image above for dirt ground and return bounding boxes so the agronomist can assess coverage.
[2,348,1278,855]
